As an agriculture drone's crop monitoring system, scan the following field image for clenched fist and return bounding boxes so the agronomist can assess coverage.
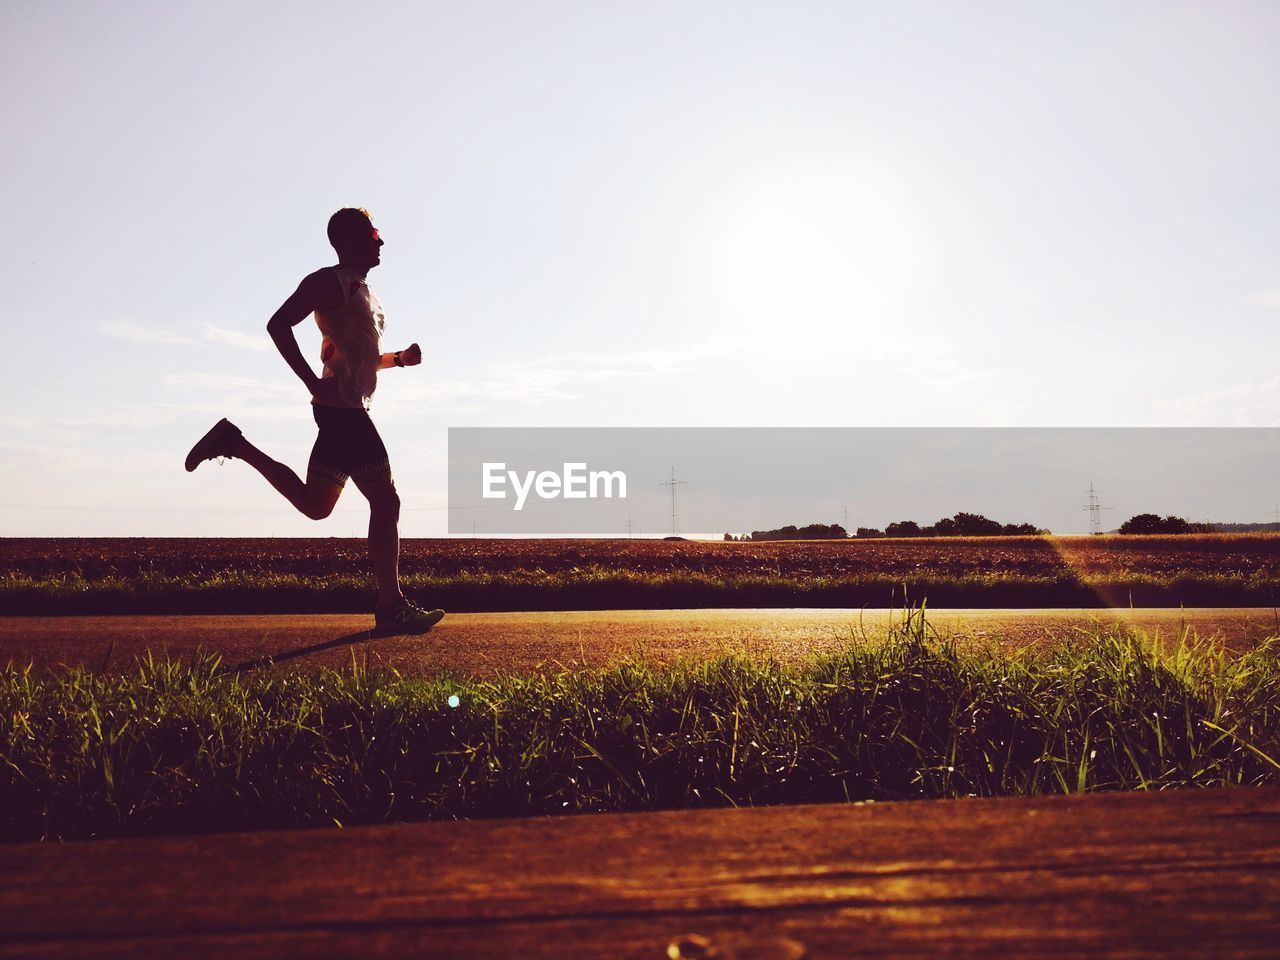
[399,342,422,366]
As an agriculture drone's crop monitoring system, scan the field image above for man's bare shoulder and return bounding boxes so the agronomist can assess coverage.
[299,267,344,311]
[268,268,342,329]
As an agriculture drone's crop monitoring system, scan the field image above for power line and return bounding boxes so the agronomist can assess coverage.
[1082,482,1113,535]
[658,467,687,536]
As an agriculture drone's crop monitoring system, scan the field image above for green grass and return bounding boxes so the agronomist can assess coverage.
[3,567,1278,613]
[2,610,1277,841]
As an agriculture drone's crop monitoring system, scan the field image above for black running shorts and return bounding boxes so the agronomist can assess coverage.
[307,405,392,488]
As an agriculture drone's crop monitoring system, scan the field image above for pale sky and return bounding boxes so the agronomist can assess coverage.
[2,1,1277,537]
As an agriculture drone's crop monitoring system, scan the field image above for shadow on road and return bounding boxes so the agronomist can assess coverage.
[221,626,394,675]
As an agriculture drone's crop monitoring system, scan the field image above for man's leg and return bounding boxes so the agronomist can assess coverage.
[352,474,404,609]
[227,435,344,521]
[354,470,444,632]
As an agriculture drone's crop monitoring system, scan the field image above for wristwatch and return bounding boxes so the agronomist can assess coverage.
[394,351,403,367]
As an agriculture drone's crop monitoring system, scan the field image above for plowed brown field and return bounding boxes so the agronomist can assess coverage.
[5,533,1279,579]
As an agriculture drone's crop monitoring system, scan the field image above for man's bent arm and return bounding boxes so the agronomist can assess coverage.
[268,322,320,393]
[266,272,334,393]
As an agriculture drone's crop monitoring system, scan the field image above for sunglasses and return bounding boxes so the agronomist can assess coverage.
[370,228,381,241]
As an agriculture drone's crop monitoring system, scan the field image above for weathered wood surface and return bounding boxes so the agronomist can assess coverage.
[3,608,1276,677]
[2,788,1277,959]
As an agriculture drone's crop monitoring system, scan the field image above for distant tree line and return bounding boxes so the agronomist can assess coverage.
[854,512,1045,539]
[723,512,1275,541]
[1117,514,1215,534]
[723,513,1046,541]
[725,523,848,542]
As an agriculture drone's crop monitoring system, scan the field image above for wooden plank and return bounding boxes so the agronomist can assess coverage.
[1,788,1278,959]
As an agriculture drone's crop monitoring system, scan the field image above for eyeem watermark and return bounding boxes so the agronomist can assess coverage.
[450,427,1280,534]
[482,462,627,511]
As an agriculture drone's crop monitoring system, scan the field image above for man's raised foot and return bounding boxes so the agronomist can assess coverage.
[185,418,243,472]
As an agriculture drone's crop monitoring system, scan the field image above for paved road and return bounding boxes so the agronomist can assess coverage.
[2,608,1276,676]
[2,787,1277,959]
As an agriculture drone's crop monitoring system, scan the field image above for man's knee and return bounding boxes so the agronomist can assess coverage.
[303,483,342,520]
[305,500,336,521]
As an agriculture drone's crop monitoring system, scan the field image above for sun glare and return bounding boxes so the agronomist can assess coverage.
[715,161,929,348]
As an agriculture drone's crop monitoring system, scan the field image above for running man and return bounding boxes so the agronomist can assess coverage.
[185,207,444,633]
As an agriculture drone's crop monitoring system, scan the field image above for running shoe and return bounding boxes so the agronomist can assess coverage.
[185,418,242,472]
[375,599,446,634]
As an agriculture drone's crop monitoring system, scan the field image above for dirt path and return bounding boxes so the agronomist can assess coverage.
[2,786,1276,959]
[2,608,1276,676]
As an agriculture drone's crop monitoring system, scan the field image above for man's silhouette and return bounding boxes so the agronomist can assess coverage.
[185,207,444,633]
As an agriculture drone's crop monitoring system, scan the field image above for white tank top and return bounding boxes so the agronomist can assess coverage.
[313,266,385,410]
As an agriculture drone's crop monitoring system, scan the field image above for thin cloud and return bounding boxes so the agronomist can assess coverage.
[388,342,736,414]
[385,375,579,415]
[96,320,272,352]
[167,342,738,420]
[202,323,272,352]
[1249,291,1280,309]
[0,438,133,473]
[95,320,198,345]
[169,400,314,423]
[0,408,182,430]
[486,342,734,381]
[1153,375,1280,426]
[161,373,313,423]
[161,372,298,395]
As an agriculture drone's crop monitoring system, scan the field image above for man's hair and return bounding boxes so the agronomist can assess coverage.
[327,207,373,252]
